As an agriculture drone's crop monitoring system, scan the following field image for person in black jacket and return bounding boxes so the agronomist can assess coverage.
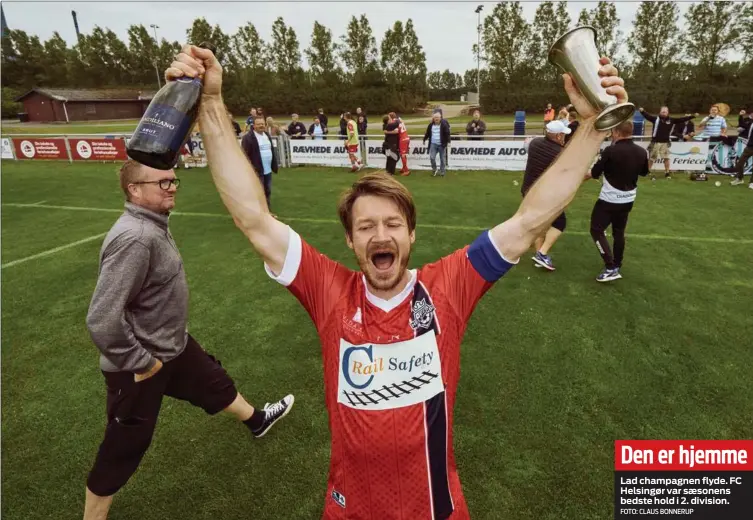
[286,113,307,139]
[466,110,487,141]
[586,120,649,283]
[382,114,400,175]
[241,117,278,213]
[423,112,451,176]
[731,109,753,187]
[638,106,696,180]
[317,108,329,139]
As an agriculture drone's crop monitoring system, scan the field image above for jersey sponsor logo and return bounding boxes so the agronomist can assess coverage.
[337,331,444,411]
[409,298,436,331]
[331,490,346,508]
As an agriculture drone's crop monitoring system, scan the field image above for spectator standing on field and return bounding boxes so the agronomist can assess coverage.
[671,117,696,142]
[383,113,400,175]
[287,113,307,139]
[638,106,696,180]
[244,108,257,133]
[83,160,293,520]
[466,110,487,141]
[544,103,555,123]
[731,110,753,187]
[356,107,368,129]
[697,104,728,142]
[423,112,451,177]
[309,117,325,140]
[521,120,572,271]
[242,116,278,212]
[266,117,281,137]
[565,110,579,144]
[317,108,329,139]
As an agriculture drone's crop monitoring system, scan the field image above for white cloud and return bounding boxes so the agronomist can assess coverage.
[1,0,743,75]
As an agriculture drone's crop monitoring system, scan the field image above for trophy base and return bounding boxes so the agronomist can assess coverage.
[595,102,636,131]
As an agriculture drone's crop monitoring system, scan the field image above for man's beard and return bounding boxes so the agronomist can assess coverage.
[355,240,411,293]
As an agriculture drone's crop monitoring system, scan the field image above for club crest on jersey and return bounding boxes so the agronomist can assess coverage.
[331,490,346,508]
[409,298,436,331]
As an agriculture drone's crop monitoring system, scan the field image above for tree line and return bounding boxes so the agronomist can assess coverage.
[1,1,752,120]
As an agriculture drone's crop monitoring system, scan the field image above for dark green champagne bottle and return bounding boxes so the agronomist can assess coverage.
[127,42,215,170]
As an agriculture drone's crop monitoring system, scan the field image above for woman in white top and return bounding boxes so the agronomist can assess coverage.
[308,117,324,140]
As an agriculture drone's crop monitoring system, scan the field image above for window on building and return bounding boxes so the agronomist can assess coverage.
[85,104,96,115]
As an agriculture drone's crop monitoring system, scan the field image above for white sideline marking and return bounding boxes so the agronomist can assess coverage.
[30,200,47,206]
[2,202,751,245]
[2,232,107,269]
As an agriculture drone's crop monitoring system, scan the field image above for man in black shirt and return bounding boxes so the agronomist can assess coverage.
[639,106,695,180]
[565,110,579,144]
[587,120,649,282]
[286,113,307,139]
[731,109,753,187]
[670,118,696,142]
[383,113,400,175]
[522,120,572,271]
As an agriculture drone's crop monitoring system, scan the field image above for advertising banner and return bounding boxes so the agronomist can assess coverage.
[69,138,128,161]
[13,138,69,160]
[289,141,353,168]
[1,138,15,159]
[365,139,528,171]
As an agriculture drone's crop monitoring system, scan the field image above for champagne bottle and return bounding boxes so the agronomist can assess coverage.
[126,42,215,170]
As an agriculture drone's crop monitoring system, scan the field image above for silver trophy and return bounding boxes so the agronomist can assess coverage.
[549,26,634,131]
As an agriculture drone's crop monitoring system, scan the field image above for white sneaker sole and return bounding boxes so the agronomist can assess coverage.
[596,273,622,282]
[255,395,295,439]
[532,255,555,271]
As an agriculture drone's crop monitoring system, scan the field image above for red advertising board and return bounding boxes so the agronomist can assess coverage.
[70,138,128,161]
[13,138,69,160]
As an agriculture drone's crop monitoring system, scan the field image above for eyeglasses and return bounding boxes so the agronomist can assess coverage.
[132,178,181,190]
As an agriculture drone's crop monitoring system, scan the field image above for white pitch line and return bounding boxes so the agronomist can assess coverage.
[29,200,48,206]
[2,232,107,269]
[2,202,752,245]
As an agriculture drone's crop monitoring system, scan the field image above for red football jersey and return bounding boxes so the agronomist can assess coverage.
[398,119,410,144]
[266,229,515,520]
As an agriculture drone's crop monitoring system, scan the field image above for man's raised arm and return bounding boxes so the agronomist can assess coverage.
[166,45,289,274]
[490,57,627,263]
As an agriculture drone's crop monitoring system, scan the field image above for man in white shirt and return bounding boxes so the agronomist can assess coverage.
[241,117,278,212]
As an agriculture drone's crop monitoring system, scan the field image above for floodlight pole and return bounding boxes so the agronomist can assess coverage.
[475,5,483,105]
[150,24,162,89]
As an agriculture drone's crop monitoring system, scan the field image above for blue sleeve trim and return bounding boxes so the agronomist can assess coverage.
[467,230,516,283]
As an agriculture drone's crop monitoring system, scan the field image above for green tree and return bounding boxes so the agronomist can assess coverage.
[380,19,427,85]
[578,1,623,60]
[339,15,379,76]
[231,23,269,70]
[186,18,213,47]
[482,1,531,83]
[126,25,160,86]
[684,1,741,78]
[528,1,571,81]
[427,71,442,90]
[269,17,302,83]
[305,21,340,79]
[627,2,680,74]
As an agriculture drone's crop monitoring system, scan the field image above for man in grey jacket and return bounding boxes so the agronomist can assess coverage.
[83,160,294,520]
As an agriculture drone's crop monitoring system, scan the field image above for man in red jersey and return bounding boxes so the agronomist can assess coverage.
[394,113,411,176]
[166,44,627,519]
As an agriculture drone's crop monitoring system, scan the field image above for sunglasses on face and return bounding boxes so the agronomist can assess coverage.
[132,178,181,190]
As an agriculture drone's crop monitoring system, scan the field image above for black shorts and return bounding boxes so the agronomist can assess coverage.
[87,335,237,496]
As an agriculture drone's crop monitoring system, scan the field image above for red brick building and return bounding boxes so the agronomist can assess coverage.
[14,88,156,122]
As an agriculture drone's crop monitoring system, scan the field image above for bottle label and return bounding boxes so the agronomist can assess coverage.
[137,103,194,151]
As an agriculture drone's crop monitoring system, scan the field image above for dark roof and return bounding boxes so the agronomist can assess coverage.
[15,88,156,102]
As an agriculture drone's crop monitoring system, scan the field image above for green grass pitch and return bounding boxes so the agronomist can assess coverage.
[1,161,751,519]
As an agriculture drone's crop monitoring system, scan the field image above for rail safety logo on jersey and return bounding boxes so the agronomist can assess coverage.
[337,331,443,411]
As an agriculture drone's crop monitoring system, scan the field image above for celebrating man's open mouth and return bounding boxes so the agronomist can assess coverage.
[370,250,396,272]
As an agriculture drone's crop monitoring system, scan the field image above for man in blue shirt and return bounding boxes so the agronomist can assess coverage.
[241,117,278,213]
[423,112,451,176]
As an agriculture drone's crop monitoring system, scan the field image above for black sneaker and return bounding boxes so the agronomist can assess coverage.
[252,394,295,438]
